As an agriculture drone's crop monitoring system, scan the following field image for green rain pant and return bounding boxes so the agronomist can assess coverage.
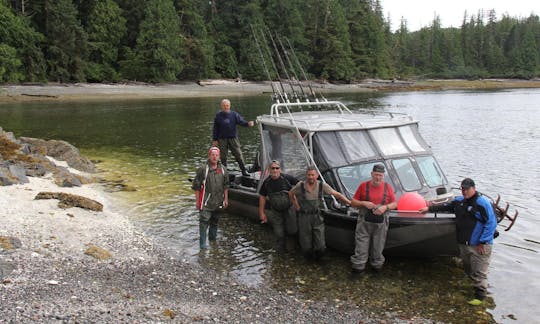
[297,211,326,258]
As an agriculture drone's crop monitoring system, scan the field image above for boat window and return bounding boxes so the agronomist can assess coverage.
[314,132,347,167]
[369,128,409,156]
[313,131,377,168]
[392,158,422,191]
[261,126,309,178]
[338,131,377,160]
[336,162,391,196]
[416,156,446,187]
[398,125,427,152]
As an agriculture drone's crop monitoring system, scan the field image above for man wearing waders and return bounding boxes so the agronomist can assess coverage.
[289,166,350,260]
[350,164,396,275]
[258,160,298,252]
[419,178,497,306]
[212,98,254,176]
[192,147,229,249]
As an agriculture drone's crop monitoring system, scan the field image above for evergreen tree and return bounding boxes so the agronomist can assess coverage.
[85,0,126,82]
[0,0,46,82]
[262,0,309,78]
[429,15,446,74]
[393,18,413,77]
[29,0,88,82]
[304,0,354,81]
[483,10,505,76]
[122,0,184,82]
[205,0,240,78]
[175,0,216,79]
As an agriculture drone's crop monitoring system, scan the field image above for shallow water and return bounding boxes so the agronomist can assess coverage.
[1,89,538,322]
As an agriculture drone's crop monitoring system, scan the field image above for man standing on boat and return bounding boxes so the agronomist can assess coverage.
[192,147,229,249]
[350,164,397,275]
[419,178,497,306]
[289,166,350,260]
[258,160,298,252]
[212,98,254,176]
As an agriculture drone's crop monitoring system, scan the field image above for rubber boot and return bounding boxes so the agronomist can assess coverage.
[239,161,250,176]
[208,223,218,241]
[199,222,208,249]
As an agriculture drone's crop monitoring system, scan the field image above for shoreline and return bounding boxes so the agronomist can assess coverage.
[0,175,382,322]
[2,79,540,104]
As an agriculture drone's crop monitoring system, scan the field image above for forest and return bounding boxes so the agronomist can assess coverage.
[1,0,539,83]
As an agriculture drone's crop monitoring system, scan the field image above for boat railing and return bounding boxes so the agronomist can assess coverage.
[261,107,415,131]
[270,101,352,116]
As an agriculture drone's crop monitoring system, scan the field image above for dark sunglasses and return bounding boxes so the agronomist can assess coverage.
[271,166,280,170]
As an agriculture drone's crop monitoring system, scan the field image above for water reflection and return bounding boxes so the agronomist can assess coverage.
[1,89,539,322]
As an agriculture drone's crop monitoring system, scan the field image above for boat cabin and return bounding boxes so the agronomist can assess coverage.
[255,101,451,202]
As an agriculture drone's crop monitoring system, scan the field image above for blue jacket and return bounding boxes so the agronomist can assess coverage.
[212,111,249,140]
[430,192,497,245]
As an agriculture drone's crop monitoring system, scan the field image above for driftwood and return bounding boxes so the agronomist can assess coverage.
[20,93,58,98]
[35,192,103,212]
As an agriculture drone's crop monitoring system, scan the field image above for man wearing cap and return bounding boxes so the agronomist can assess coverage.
[419,178,497,305]
[258,160,298,252]
[212,98,254,176]
[350,163,397,275]
[192,147,229,249]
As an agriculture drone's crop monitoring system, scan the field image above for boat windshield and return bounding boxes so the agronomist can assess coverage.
[337,156,446,196]
[391,156,446,191]
[416,156,446,187]
[337,162,392,196]
[313,124,429,169]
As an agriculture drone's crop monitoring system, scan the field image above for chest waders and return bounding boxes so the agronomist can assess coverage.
[362,182,389,223]
[298,181,326,258]
[351,181,391,271]
[198,164,225,249]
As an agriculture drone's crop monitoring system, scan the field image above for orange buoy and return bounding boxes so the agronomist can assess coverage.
[397,192,427,211]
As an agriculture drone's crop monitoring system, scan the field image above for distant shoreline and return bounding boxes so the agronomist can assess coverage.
[2,79,540,104]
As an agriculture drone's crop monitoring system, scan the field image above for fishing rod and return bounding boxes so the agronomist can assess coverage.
[258,27,288,103]
[250,24,284,103]
[284,37,323,101]
[264,27,299,102]
[276,35,307,101]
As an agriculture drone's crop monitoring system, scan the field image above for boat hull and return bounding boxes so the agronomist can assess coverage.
[228,187,458,257]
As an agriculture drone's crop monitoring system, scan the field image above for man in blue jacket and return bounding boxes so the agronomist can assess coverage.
[212,99,254,176]
[420,178,497,305]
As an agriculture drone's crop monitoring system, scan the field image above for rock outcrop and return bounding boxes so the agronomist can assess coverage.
[34,192,104,211]
[0,127,95,186]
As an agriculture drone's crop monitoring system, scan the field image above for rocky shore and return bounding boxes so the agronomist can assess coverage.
[0,129,424,322]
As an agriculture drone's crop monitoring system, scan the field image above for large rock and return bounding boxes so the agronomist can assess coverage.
[34,192,103,211]
[19,137,96,173]
[0,129,98,186]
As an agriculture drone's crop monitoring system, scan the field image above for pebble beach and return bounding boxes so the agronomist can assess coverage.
[0,174,387,322]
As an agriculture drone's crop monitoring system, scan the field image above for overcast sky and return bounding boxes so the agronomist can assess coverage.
[380,0,538,31]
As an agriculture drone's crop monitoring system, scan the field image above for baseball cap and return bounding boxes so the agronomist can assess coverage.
[461,178,475,189]
[372,164,385,173]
